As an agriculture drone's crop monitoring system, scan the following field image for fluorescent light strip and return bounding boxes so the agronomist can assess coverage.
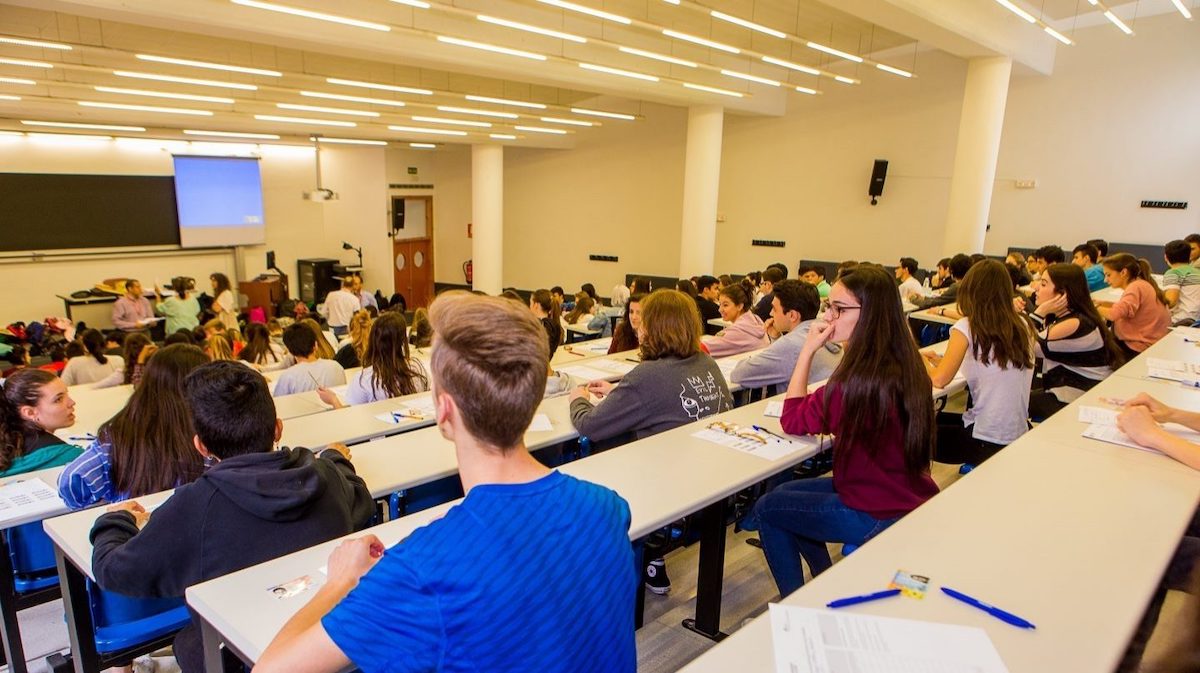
[410,143,437,148]
[79,101,213,115]
[136,54,281,77]
[0,130,23,136]
[0,57,52,68]
[834,75,857,85]
[411,115,491,128]
[436,36,547,61]
[0,77,36,85]
[805,41,864,63]
[1103,10,1134,34]
[389,0,431,8]
[183,129,279,139]
[302,91,407,107]
[663,0,680,4]
[794,86,817,95]
[682,82,743,98]
[994,0,1037,23]
[1170,0,1193,19]
[0,95,20,101]
[115,70,258,90]
[326,78,432,95]
[465,95,546,109]
[388,125,468,136]
[28,133,112,142]
[0,37,71,50]
[579,62,659,82]
[477,15,587,43]
[436,106,518,119]
[537,0,631,24]
[22,120,145,131]
[662,29,740,54]
[761,55,820,76]
[618,46,697,68]
[875,63,913,78]
[94,86,235,103]
[255,114,356,127]
[313,137,388,145]
[540,116,593,126]
[720,69,780,86]
[489,134,516,140]
[515,125,568,135]
[1043,26,1074,45]
[710,10,787,38]
[229,0,391,31]
[570,107,634,120]
[277,103,379,117]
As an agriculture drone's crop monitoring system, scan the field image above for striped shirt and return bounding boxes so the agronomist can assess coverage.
[57,439,122,510]
[1162,264,1200,324]
[1035,313,1115,400]
[323,471,636,673]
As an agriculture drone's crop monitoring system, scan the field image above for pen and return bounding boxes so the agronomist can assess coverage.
[826,588,901,609]
[752,425,788,441]
[940,586,1036,629]
[307,371,321,387]
[69,434,96,441]
[625,357,640,363]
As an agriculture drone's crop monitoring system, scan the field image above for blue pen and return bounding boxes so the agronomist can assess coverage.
[826,588,901,609]
[751,425,788,441]
[69,433,96,442]
[941,587,1036,629]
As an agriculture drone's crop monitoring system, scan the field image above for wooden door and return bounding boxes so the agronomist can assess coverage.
[393,238,433,309]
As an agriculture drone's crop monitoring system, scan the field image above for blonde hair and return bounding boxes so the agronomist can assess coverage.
[204,334,234,361]
[347,310,373,363]
[299,318,335,359]
[639,289,702,360]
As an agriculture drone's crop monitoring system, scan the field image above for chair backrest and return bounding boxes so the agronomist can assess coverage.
[87,581,186,630]
[6,521,56,576]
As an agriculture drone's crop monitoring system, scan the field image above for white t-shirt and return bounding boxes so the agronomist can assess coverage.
[898,276,924,300]
[272,359,346,396]
[953,318,1034,445]
[345,361,430,405]
[61,355,125,386]
[214,289,237,327]
[323,289,361,328]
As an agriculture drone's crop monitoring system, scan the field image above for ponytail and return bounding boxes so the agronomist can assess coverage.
[0,369,57,472]
[80,329,108,366]
[1103,253,1167,306]
[719,283,753,313]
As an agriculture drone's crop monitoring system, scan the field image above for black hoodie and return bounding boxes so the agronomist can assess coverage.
[90,446,375,673]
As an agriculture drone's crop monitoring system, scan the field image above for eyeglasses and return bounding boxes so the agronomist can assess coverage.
[826,303,861,319]
[706,421,767,444]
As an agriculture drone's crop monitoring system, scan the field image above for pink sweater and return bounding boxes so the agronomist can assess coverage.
[1108,279,1171,352]
[704,311,768,358]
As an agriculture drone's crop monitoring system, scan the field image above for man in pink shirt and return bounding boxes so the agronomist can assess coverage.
[111,279,155,336]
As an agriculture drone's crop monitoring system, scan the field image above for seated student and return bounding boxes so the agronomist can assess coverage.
[744,266,938,597]
[267,318,284,344]
[703,284,768,358]
[629,276,652,295]
[61,329,124,386]
[318,313,429,408]
[333,310,372,369]
[910,253,972,311]
[529,289,564,356]
[927,258,952,291]
[1187,233,1200,270]
[1073,243,1108,292]
[1039,244,1067,266]
[580,282,599,305]
[38,344,71,375]
[164,331,193,346]
[242,322,289,371]
[0,369,82,477]
[90,361,375,673]
[694,275,723,335]
[274,324,347,396]
[745,270,763,304]
[1088,238,1109,264]
[204,319,246,357]
[922,260,1035,465]
[58,344,209,509]
[255,292,636,673]
[551,285,571,312]
[154,277,201,335]
[1,345,29,379]
[731,280,841,390]
[203,334,236,362]
[1026,263,1124,419]
[561,293,595,331]
[1005,251,1034,287]
[799,264,832,298]
[752,267,785,321]
[1097,253,1171,357]
[895,257,924,301]
[410,307,433,349]
[608,293,643,354]
[1162,239,1200,325]
[300,318,337,360]
[834,260,859,281]
[92,333,151,389]
[588,285,630,336]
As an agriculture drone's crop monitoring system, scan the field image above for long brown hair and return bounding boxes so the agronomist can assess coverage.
[1043,263,1126,367]
[410,308,433,348]
[0,369,59,471]
[204,334,233,361]
[531,289,563,354]
[956,260,1034,370]
[346,310,373,363]
[121,333,152,385]
[719,283,753,313]
[239,323,279,365]
[1103,253,1167,306]
[563,293,594,325]
[300,318,335,359]
[639,290,702,360]
[102,344,208,497]
[79,329,108,365]
[210,272,231,297]
[365,313,428,398]
[829,266,934,473]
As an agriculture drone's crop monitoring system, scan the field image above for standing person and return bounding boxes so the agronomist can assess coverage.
[694,275,723,336]
[895,257,924,301]
[608,293,643,354]
[744,266,938,597]
[155,277,201,335]
[1162,239,1200,325]
[318,313,428,408]
[1097,253,1171,357]
[111,279,155,336]
[62,329,124,386]
[922,260,1035,465]
[255,293,637,673]
[321,277,361,339]
[58,344,209,509]
[731,280,841,390]
[529,289,563,356]
[0,369,82,477]
[703,284,768,358]
[352,275,378,311]
[209,273,238,328]
[1073,244,1108,292]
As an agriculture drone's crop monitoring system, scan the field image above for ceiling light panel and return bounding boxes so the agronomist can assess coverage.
[114,70,258,90]
[229,0,391,31]
[135,54,282,76]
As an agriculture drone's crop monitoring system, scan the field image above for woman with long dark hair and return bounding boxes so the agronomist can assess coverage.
[703,283,768,357]
[746,265,938,597]
[923,260,1035,465]
[240,322,287,371]
[58,344,209,509]
[92,333,152,389]
[0,369,81,476]
[529,289,563,356]
[1098,253,1171,357]
[156,277,201,335]
[210,272,237,328]
[318,312,429,407]
[61,329,124,386]
[608,293,643,354]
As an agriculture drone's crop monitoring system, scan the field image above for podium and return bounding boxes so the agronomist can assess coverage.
[239,275,287,320]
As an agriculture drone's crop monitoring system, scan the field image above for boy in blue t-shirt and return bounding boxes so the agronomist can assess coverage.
[1073,243,1108,292]
[256,292,637,673]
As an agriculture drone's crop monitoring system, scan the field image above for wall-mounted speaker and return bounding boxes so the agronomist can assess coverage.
[869,159,888,205]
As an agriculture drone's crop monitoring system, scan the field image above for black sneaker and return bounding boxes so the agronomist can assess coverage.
[644,557,671,595]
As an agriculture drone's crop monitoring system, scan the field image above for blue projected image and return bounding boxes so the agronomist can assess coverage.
[173,156,264,228]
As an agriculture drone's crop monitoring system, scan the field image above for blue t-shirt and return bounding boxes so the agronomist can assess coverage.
[323,471,636,673]
[1084,264,1108,292]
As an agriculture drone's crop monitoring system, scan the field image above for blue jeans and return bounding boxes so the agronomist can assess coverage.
[749,478,897,597]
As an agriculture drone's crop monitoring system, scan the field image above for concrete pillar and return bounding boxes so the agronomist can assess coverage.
[471,143,503,294]
[942,56,1012,256]
[678,105,724,277]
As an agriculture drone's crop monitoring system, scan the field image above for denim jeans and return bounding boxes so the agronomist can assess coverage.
[749,478,897,597]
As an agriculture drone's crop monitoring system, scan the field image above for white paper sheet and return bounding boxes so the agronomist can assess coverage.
[1077,405,1120,425]
[558,365,616,382]
[768,604,1010,673]
[0,479,64,524]
[1081,423,1184,455]
[402,396,437,416]
[764,401,785,418]
[527,414,552,432]
[692,428,812,461]
[586,359,637,376]
[1146,358,1200,384]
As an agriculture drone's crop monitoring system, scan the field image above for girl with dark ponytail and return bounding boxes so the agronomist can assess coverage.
[0,369,82,476]
[62,329,125,386]
[1098,253,1171,357]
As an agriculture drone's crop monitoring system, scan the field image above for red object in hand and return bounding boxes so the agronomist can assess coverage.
[369,542,385,558]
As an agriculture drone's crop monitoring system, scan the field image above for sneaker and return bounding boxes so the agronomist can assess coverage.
[644,557,671,595]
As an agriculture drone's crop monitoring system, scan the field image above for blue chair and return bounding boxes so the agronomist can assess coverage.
[841,543,859,556]
[86,582,191,656]
[387,476,464,519]
[6,522,59,593]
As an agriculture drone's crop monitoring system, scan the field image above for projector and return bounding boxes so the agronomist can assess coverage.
[304,188,338,202]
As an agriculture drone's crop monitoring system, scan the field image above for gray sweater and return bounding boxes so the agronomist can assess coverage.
[729,320,842,390]
[570,353,733,442]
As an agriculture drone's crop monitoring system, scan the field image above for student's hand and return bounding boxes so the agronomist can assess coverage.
[569,385,590,402]
[323,443,352,461]
[107,501,150,528]
[137,344,158,365]
[921,350,943,366]
[1117,406,1167,448]
[1095,300,1113,308]
[586,380,614,398]
[1012,296,1027,313]
[763,318,781,341]
[325,534,385,589]
[316,387,343,409]
[1034,293,1068,318]
[1122,393,1174,424]
[802,320,834,354]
